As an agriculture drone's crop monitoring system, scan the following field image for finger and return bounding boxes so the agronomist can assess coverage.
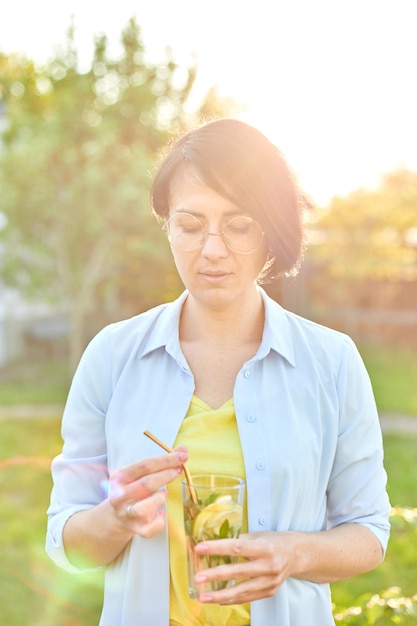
[113,450,188,484]
[194,538,250,559]
[196,557,280,588]
[124,465,182,502]
[127,504,167,539]
[123,489,168,522]
[199,576,279,605]
[174,445,188,454]
[217,578,277,604]
[195,536,272,560]
[110,452,187,494]
[135,509,167,538]
[110,466,181,506]
[194,555,258,596]
[194,539,286,590]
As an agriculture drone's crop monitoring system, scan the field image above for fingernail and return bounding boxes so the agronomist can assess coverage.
[195,574,208,583]
[199,594,213,603]
[177,452,188,463]
[195,543,208,553]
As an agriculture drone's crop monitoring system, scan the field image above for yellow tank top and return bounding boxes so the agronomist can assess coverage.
[167,395,250,626]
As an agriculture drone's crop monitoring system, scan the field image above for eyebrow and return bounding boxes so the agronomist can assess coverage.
[172,208,245,218]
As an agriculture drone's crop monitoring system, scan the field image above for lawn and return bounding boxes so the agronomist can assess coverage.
[0,359,70,406]
[0,416,416,625]
[331,434,417,616]
[0,345,416,624]
[0,417,104,626]
[359,344,417,416]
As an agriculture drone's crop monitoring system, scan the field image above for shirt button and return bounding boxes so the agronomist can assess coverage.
[244,370,251,379]
[246,414,256,422]
[258,516,267,526]
[256,461,266,470]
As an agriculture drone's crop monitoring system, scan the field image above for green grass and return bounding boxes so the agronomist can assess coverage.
[359,344,417,415]
[0,415,416,625]
[0,417,104,626]
[331,433,417,611]
[0,346,416,623]
[0,359,70,406]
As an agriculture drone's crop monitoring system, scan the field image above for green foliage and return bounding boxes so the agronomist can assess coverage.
[0,18,238,370]
[310,168,417,280]
[0,21,195,292]
[0,20,196,367]
[332,506,417,617]
[200,491,221,507]
[334,586,417,625]
[219,518,232,539]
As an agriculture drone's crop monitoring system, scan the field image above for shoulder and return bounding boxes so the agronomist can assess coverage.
[262,289,359,370]
[77,292,186,372]
[99,300,172,342]
[286,308,352,347]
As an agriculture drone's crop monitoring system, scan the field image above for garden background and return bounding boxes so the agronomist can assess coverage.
[1,13,416,626]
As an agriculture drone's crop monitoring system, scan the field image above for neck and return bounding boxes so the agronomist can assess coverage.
[180,287,265,343]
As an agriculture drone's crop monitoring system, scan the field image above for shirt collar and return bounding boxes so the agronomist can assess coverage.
[258,287,296,367]
[136,290,187,361]
[137,287,296,367]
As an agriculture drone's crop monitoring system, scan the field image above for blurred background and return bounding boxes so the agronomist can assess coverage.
[0,1,416,624]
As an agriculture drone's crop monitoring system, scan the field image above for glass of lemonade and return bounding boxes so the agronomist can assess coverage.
[182,474,245,599]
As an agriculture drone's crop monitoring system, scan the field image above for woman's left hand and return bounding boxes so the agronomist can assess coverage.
[193,531,296,604]
[194,523,384,604]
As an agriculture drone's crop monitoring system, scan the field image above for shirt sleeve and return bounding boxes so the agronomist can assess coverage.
[45,327,114,573]
[326,337,391,554]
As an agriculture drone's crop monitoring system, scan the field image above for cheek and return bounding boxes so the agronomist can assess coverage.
[254,248,270,274]
[170,249,194,278]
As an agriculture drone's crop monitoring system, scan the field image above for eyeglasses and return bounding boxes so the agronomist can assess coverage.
[163,212,265,255]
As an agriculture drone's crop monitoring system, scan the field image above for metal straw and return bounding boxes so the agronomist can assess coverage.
[143,430,198,505]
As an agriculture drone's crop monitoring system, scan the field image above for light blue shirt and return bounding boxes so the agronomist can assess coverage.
[46,288,390,626]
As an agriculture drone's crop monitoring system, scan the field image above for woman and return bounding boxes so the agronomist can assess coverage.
[46,119,390,626]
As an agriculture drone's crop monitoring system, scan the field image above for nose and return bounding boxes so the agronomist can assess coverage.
[200,231,229,258]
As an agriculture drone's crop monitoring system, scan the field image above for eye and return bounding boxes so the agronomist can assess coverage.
[176,215,202,233]
[225,216,253,235]
[179,223,199,234]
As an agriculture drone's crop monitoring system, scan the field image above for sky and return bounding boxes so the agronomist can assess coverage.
[1,0,417,206]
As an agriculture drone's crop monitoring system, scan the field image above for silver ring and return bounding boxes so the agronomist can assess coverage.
[126,503,135,519]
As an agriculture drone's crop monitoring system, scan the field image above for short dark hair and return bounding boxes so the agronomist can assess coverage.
[151,118,305,279]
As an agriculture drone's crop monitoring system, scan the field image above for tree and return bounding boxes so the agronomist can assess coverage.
[0,19,237,371]
[308,168,417,281]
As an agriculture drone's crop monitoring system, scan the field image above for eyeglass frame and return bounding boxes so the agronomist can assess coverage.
[163,212,265,255]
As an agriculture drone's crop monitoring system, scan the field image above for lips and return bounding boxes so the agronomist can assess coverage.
[199,270,231,282]
[201,271,229,277]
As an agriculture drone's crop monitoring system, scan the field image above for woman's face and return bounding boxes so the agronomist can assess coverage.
[167,175,268,311]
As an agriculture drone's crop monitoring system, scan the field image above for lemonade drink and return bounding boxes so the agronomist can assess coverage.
[182,475,245,599]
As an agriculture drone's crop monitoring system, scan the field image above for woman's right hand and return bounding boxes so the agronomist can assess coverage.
[108,447,188,538]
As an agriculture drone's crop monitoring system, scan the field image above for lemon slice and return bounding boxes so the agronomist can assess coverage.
[192,497,243,540]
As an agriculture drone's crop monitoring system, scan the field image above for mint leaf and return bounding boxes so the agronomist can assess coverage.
[219,518,230,538]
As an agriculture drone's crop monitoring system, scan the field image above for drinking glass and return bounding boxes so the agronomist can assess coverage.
[182,474,245,599]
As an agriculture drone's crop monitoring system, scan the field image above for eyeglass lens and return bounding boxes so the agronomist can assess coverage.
[165,213,264,254]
